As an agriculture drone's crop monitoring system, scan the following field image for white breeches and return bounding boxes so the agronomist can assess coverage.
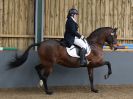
[74,37,86,49]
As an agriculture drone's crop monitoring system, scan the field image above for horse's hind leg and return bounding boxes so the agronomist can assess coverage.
[35,64,53,95]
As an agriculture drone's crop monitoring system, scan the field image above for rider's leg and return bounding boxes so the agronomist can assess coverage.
[80,48,87,66]
[74,37,87,66]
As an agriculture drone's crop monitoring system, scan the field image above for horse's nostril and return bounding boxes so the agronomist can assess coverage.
[113,44,118,50]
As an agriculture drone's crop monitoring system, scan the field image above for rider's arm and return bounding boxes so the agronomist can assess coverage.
[68,20,81,38]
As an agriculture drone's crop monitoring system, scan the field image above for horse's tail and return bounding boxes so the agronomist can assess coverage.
[8,43,40,69]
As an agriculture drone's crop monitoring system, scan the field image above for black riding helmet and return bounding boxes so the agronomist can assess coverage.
[68,8,79,15]
[67,8,79,18]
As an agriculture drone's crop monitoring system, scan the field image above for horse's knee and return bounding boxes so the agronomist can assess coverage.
[104,61,111,66]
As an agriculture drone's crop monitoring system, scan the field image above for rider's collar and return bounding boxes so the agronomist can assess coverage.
[71,16,77,23]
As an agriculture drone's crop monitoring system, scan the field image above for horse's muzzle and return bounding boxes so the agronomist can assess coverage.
[112,44,118,51]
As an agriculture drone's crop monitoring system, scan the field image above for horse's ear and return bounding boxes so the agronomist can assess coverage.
[113,28,118,33]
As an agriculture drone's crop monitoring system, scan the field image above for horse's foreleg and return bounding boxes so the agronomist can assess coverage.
[87,67,98,93]
[103,61,112,79]
[35,64,53,95]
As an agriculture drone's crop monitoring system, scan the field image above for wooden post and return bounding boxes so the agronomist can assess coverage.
[35,0,44,50]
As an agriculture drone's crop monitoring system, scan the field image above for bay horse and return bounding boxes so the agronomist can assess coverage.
[9,27,118,95]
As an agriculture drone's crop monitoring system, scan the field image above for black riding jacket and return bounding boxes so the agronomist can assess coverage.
[64,16,81,47]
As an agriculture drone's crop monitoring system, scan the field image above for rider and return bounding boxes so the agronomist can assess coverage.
[64,8,87,66]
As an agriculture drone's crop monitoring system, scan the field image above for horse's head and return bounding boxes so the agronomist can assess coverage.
[105,28,118,50]
[87,27,118,50]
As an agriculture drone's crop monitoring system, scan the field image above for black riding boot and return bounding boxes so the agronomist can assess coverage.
[80,48,87,66]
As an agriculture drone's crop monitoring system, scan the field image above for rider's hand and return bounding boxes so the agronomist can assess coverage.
[81,35,85,40]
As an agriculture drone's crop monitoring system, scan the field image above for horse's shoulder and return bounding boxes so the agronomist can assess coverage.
[90,46,103,56]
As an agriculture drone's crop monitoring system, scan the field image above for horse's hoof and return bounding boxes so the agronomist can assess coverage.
[104,74,109,79]
[46,91,53,95]
[91,89,99,93]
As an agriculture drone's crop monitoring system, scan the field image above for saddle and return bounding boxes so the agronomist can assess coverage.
[60,39,91,58]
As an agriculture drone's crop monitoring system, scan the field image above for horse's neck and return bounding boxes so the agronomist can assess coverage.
[88,43,103,52]
[87,38,105,49]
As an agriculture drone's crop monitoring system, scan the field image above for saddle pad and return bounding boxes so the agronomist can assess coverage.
[66,39,91,58]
